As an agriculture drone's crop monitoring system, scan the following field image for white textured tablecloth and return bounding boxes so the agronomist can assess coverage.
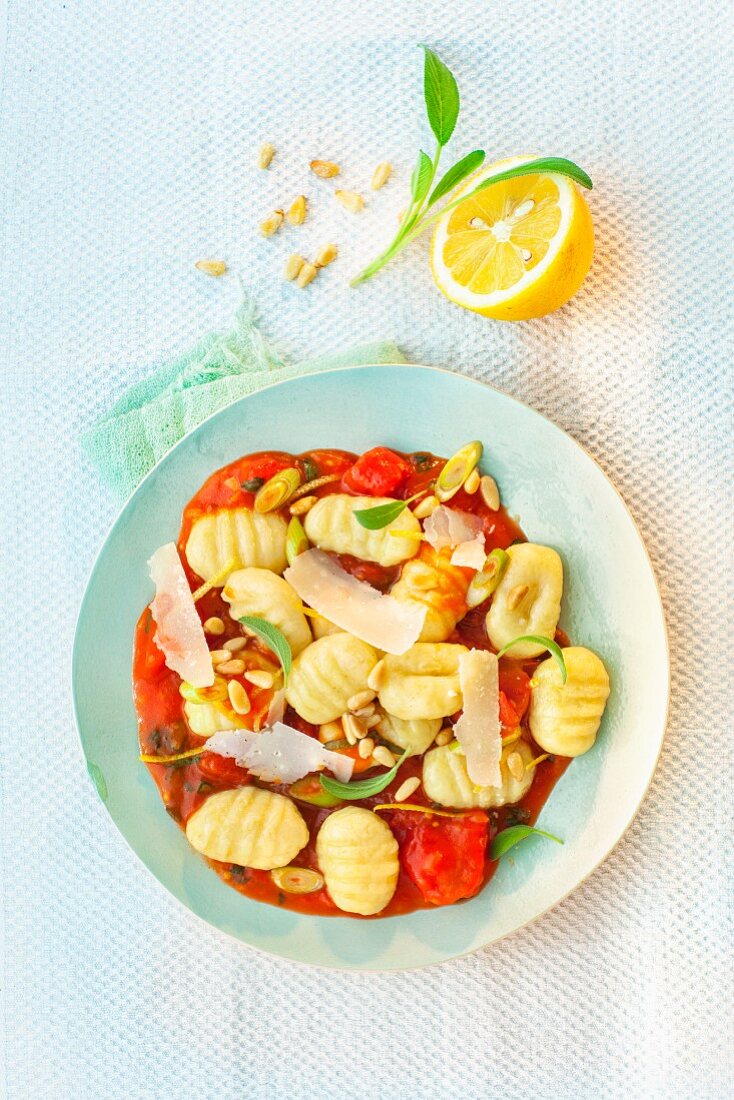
[1,2,732,1097]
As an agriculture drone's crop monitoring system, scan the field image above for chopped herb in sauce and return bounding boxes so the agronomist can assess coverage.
[241,477,265,492]
[302,458,319,481]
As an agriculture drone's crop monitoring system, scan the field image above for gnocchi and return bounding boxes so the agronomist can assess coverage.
[186,787,309,869]
[529,646,610,757]
[486,543,563,658]
[304,494,421,567]
[374,711,442,756]
[286,633,379,724]
[185,507,288,582]
[422,739,536,808]
[316,807,399,915]
[390,543,470,641]
[376,643,468,720]
[183,699,248,736]
[222,567,312,655]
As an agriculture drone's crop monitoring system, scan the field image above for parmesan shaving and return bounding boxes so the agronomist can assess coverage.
[205,723,354,784]
[453,650,501,788]
[424,506,483,550]
[284,549,425,655]
[148,543,214,687]
[450,536,487,570]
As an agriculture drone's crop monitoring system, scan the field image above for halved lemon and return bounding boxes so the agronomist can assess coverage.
[430,156,594,320]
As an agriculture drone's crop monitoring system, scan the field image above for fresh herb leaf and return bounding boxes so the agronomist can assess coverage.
[469,156,592,198]
[497,634,567,683]
[410,150,434,206]
[241,477,265,492]
[320,750,408,800]
[428,149,485,207]
[238,616,292,684]
[490,824,564,860]
[353,492,422,530]
[421,45,460,145]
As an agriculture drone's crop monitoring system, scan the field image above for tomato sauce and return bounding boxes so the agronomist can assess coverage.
[133,447,572,918]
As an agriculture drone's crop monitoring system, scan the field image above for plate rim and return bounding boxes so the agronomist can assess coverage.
[72,361,670,970]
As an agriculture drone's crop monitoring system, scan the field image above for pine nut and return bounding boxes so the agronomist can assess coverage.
[217,659,246,675]
[365,714,382,729]
[348,689,377,711]
[286,195,307,226]
[354,704,376,720]
[413,495,439,519]
[371,161,392,190]
[224,636,247,653]
[395,776,421,802]
[372,745,396,768]
[343,713,367,743]
[258,142,275,169]
[480,475,500,511]
[289,495,317,515]
[244,669,275,689]
[464,468,480,495]
[506,751,525,781]
[228,680,251,715]
[296,261,318,288]
[195,260,227,277]
[358,736,375,759]
[343,717,357,746]
[507,584,529,611]
[314,242,338,267]
[319,721,343,744]
[310,159,340,178]
[260,210,284,237]
[210,649,231,665]
[335,189,365,213]
[367,661,384,692]
[284,253,306,281]
[203,616,225,635]
[435,727,453,746]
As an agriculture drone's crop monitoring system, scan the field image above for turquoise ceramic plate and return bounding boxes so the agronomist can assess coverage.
[73,365,668,970]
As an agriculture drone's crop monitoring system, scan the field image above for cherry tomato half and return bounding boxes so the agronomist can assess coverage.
[342,447,413,497]
[394,809,489,906]
[197,752,251,786]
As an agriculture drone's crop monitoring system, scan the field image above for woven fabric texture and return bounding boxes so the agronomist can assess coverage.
[1,2,732,1098]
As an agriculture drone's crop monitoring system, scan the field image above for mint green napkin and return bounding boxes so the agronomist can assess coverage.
[83,298,406,500]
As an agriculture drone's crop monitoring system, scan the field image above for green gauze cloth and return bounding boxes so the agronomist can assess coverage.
[82,297,406,500]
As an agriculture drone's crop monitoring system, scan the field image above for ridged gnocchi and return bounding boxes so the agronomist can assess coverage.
[376,643,468,720]
[183,699,248,736]
[422,739,536,808]
[529,646,610,757]
[186,787,309,869]
[185,507,288,582]
[310,612,344,639]
[374,712,442,756]
[390,543,470,641]
[222,568,312,655]
[286,633,380,724]
[486,543,563,658]
[304,494,421,567]
[316,807,399,915]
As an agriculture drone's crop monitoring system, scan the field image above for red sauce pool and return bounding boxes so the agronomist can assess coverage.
[133,448,572,917]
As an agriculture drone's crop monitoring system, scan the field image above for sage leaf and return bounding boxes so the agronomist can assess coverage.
[497,634,567,683]
[353,492,422,530]
[238,616,292,684]
[411,149,434,205]
[421,45,460,145]
[428,149,485,207]
[467,156,593,198]
[320,750,408,800]
[490,824,564,860]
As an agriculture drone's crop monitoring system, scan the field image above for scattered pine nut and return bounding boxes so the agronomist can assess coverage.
[506,751,525,781]
[296,261,318,288]
[365,714,382,729]
[358,736,375,759]
[244,669,275,689]
[228,680,251,715]
[258,142,276,169]
[195,260,227,277]
[284,253,306,282]
[343,713,367,743]
[464,468,480,495]
[348,689,377,712]
[371,161,392,190]
[314,242,338,268]
[435,727,453,746]
[286,195,307,226]
[507,584,530,611]
[480,474,500,511]
[373,745,396,768]
[223,636,247,653]
[289,494,317,515]
[210,649,231,665]
[413,494,439,519]
[395,776,421,802]
[335,189,365,213]
[319,720,343,744]
[260,209,285,237]
[354,705,376,721]
[343,718,357,746]
[217,658,246,676]
[203,616,225,635]
[310,159,340,178]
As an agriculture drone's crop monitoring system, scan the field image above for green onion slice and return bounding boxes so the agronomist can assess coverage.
[254,467,302,513]
[435,441,483,502]
[497,634,567,683]
[286,515,309,566]
[465,547,509,608]
[270,866,324,894]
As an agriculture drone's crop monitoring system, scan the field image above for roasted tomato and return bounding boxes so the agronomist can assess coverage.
[341,446,413,497]
[395,810,490,905]
[499,664,531,722]
[197,752,251,786]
